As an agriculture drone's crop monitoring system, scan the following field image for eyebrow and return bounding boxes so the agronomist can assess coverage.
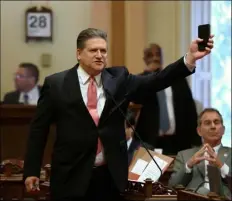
[203,119,221,122]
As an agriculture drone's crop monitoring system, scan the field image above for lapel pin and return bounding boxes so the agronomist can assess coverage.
[224,153,228,157]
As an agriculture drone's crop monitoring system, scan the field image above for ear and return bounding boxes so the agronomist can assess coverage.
[221,125,225,135]
[76,49,82,60]
[197,127,202,137]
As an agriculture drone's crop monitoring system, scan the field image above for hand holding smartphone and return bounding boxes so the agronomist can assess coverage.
[198,24,211,51]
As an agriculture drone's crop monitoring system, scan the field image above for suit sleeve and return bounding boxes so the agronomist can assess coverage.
[126,57,194,104]
[2,92,17,104]
[3,94,9,103]
[168,152,193,188]
[23,77,54,179]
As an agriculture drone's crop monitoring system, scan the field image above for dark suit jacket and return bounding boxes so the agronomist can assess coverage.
[135,73,201,154]
[23,57,193,199]
[3,86,41,104]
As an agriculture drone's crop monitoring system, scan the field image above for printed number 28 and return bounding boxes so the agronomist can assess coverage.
[29,15,47,28]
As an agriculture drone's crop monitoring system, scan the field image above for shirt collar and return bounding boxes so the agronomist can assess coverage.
[21,85,38,98]
[77,65,102,86]
[213,143,222,153]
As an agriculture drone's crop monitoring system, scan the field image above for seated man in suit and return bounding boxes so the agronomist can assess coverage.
[168,108,231,197]
[3,63,40,105]
[135,43,201,155]
[126,109,154,166]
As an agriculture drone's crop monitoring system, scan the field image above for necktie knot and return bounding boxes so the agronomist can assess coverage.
[89,76,95,83]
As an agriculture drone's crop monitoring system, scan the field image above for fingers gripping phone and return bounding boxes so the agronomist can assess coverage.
[198,24,211,51]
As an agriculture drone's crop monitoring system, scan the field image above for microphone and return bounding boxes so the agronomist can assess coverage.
[105,89,163,179]
[194,181,209,193]
[108,93,129,116]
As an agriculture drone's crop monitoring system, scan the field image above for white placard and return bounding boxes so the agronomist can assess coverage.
[131,159,148,175]
[27,12,51,37]
[138,155,168,182]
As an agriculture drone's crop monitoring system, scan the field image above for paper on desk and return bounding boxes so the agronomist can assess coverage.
[138,155,168,182]
[131,159,148,175]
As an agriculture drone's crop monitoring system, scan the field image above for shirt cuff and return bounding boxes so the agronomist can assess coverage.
[220,163,229,178]
[184,53,196,72]
[185,162,192,173]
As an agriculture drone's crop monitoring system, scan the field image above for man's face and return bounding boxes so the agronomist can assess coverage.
[197,111,225,144]
[76,38,107,75]
[144,56,162,72]
[14,68,35,92]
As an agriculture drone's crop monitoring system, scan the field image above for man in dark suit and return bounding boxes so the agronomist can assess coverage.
[3,63,40,105]
[135,44,202,155]
[23,28,214,201]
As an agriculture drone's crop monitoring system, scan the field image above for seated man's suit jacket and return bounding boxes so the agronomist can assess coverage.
[168,146,231,197]
[23,57,193,200]
[3,86,41,104]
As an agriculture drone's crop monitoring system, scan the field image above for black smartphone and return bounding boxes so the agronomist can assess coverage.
[198,24,210,51]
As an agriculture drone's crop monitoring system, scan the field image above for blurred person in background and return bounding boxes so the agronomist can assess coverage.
[3,62,40,105]
[135,44,201,155]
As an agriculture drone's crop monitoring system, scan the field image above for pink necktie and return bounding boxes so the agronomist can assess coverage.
[87,77,104,165]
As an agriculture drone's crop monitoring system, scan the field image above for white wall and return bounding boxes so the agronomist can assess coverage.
[146,1,191,67]
[1,1,91,99]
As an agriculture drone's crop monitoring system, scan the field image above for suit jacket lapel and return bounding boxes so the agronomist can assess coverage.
[197,160,205,179]
[99,69,116,125]
[63,64,96,127]
[218,146,229,164]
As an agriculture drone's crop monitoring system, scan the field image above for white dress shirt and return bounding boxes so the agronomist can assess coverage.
[185,144,229,190]
[77,66,106,117]
[77,66,106,165]
[19,85,40,105]
[159,87,175,136]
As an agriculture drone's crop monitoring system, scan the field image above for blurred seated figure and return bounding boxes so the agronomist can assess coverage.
[168,108,231,197]
[126,109,154,166]
[3,63,40,105]
[135,43,201,155]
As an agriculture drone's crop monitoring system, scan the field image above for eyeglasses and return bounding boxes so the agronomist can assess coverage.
[14,74,32,79]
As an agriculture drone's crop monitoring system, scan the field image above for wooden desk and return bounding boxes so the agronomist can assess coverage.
[124,180,177,201]
[159,157,175,186]
[0,174,49,200]
[177,190,227,201]
[0,104,56,165]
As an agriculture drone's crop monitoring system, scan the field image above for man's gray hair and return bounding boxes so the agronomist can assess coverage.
[197,107,224,126]
[76,28,107,49]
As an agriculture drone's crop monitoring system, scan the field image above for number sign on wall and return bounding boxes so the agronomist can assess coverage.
[25,6,53,42]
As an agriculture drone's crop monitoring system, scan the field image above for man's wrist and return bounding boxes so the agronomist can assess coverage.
[217,160,223,168]
[186,161,193,169]
[185,162,193,173]
[185,52,196,66]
